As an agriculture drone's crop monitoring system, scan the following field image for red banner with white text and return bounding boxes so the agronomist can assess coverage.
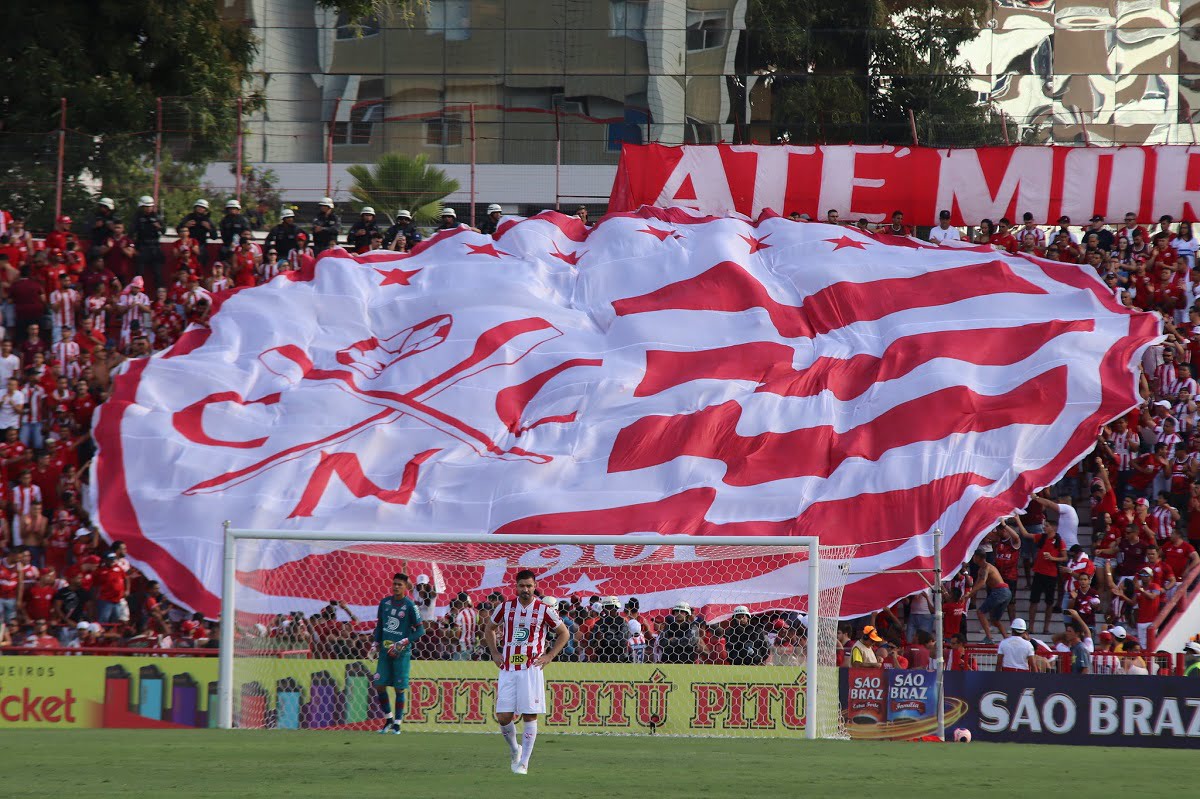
[609,143,1200,226]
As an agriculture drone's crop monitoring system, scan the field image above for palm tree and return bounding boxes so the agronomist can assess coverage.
[347,153,459,224]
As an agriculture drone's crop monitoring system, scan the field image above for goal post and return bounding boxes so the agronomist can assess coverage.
[218,526,856,738]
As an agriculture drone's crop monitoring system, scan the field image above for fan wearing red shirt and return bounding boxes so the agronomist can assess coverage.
[26,619,60,650]
[946,634,978,671]
[1024,521,1067,634]
[1116,523,1153,577]
[30,453,62,513]
[43,217,77,254]
[1127,443,1169,498]
[24,571,56,621]
[65,554,99,593]
[1163,529,1199,578]
[101,223,136,283]
[94,553,128,623]
[1144,547,1176,592]
[44,519,73,575]
[1133,568,1164,646]
[71,381,97,430]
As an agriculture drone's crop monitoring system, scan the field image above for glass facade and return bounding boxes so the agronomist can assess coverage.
[232,0,1200,170]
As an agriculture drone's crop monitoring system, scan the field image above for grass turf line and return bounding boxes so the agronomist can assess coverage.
[0,729,1189,798]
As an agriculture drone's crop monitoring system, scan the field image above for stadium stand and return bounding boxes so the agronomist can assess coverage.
[0,203,1198,673]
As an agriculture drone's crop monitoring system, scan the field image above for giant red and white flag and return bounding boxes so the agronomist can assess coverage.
[90,208,1159,620]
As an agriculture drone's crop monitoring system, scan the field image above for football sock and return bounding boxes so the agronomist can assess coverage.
[520,720,538,766]
[393,701,403,728]
[499,721,519,756]
[377,690,392,719]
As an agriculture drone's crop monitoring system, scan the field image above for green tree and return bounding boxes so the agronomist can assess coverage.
[347,154,459,224]
[734,0,1005,147]
[0,1,257,228]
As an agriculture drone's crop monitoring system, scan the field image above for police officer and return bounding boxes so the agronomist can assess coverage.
[131,196,165,289]
[265,209,301,260]
[90,198,118,252]
[219,199,252,257]
[311,197,341,253]
[346,207,380,253]
[722,606,769,666]
[383,209,422,252]
[435,207,460,232]
[479,203,503,236]
[177,199,216,265]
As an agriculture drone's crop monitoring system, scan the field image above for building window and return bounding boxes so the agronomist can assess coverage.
[609,0,648,42]
[608,108,648,152]
[686,9,729,52]
[684,117,717,145]
[425,117,464,147]
[426,0,471,42]
[335,12,380,39]
[333,102,383,146]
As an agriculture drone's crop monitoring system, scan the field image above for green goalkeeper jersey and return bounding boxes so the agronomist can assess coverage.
[374,595,424,648]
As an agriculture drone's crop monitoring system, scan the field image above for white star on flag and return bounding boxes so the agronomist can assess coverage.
[559,573,608,596]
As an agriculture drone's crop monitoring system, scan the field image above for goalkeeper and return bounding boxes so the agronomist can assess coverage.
[372,573,424,734]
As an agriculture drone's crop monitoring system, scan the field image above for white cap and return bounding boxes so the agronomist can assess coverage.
[138,195,154,207]
[1110,625,1127,639]
[74,528,91,537]
[601,596,620,608]
[732,605,750,616]
[1156,400,1172,408]
[628,620,642,636]
[361,206,376,215]
[441,207,456,218]
[396,209,412,219]
[415,574,430,585]
[319,197,334,207]
[1184,641,1200,654]
[225,199,241,209]
[99,197,115,210]
[487,203,502,214]
[194,199,210,209]
[76,621,90,630]
[280,209,295,219]
[672,601,691,613]
[1011,618,1028,632]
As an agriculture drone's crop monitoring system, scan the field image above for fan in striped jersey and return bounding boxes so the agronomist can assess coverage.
[91,207,1161,620]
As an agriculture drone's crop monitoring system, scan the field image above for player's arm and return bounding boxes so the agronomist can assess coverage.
[372,600,384,648]
[482,611,503,667]
[406,599,424,641]
[533,620,570,668]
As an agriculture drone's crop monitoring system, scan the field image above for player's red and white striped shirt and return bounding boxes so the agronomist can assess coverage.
[490,599,561,672]
[1110,430,1137,471]
[49,288,80,329]
[456,606,477,654]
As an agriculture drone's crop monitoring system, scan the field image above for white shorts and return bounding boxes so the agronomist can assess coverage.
[496,667,545,715]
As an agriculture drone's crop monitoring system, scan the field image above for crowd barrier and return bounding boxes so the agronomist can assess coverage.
[3,654,1197,747]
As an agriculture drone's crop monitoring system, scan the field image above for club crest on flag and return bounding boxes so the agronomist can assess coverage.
[90,208,1160,620]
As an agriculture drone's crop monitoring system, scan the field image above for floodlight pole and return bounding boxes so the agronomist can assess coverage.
[218,519,236,729]
[933,527,945,741]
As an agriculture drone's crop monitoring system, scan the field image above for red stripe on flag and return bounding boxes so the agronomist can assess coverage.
[636,320,1094,400]
[496,472,992,563]
[612,260,1048,338]
[286,449,439,518]
[495,358,603,434]
[611,366,1068,484]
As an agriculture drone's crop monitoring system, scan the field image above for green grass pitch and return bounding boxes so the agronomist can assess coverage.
[2,729,1188,798]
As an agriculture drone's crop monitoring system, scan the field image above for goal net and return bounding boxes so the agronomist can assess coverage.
[219,531,857,739]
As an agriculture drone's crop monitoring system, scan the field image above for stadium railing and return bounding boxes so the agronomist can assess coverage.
[1149,561,1200,652]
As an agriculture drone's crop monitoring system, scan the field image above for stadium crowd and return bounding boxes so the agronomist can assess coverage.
[1,198,1200,670]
